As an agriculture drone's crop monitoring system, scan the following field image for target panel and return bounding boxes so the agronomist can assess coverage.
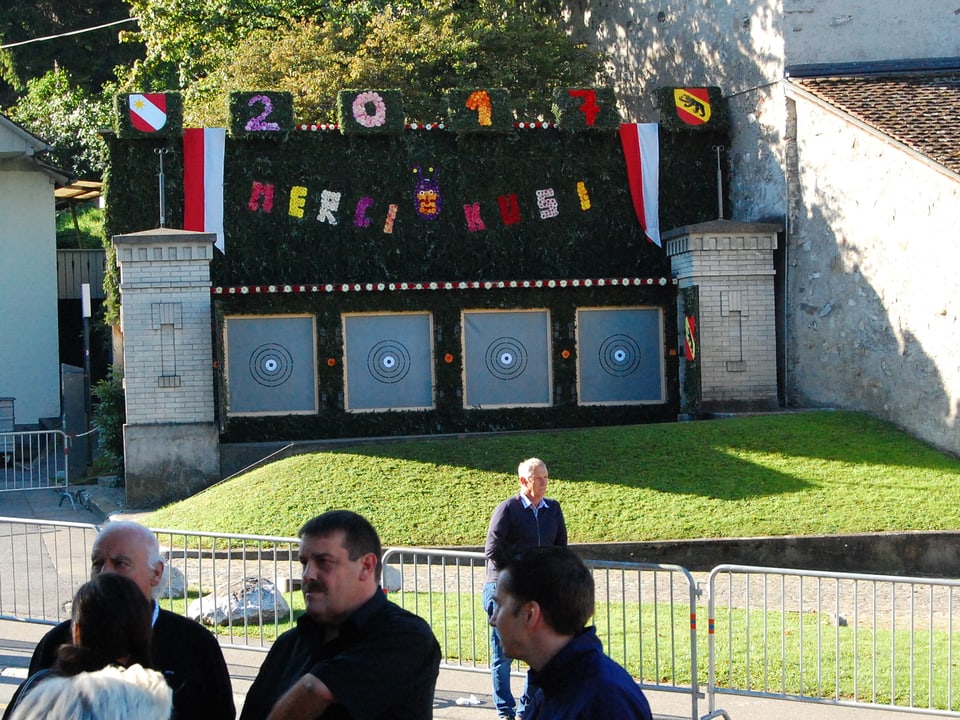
[463,310,551,408]
[343,313,434,411]
[225,315,317,415]
[576,307,664,405]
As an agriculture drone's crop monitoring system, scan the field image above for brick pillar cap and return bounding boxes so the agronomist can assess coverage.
[112,227,217,247]
[662,219,782,242]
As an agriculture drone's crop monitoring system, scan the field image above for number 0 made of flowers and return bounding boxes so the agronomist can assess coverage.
[352,92,388,128]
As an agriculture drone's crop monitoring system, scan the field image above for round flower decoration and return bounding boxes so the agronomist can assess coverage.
[561,349,571,359]
[327,358,337,367]
[352,91,387,128]
[444,353,455,364]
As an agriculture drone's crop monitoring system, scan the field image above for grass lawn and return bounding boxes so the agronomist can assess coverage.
[143,411,960,546]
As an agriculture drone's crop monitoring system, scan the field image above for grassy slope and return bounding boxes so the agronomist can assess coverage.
[144,411,960,546]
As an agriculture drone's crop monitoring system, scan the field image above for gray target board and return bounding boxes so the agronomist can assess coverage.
[462,309,551,408]
[343,312,434,411]
[576,307,664,405]
[225,315,318,415]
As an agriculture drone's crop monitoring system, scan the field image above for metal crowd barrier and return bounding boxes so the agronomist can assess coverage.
[706,564,960,717]
[0,430,70,499]
[0,517,98,623]
[6,515,960,719]
[381,548,704,719]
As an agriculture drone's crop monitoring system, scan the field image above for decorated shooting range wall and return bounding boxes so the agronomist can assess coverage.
[106,87,728,441]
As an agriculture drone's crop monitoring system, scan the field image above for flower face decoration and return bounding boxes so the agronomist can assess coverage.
[412,166,442,220]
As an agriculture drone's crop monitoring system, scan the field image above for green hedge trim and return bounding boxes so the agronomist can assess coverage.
[337,90,406,134]
[446,88,513,133]
[552,87,619,130]
[229,91,294,140]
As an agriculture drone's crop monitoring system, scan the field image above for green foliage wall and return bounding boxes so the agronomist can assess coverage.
[104,104,728,441]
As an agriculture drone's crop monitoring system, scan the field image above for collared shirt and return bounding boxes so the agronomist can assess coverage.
[239,589,440,720]
[484,493,567,582]
[519,494,549,516]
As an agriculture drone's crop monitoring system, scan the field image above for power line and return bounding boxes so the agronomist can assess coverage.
[0,17,138,50]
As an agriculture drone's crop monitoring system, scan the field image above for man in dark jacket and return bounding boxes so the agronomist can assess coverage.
[489,546,653,720]
[238,510,441,720]
[26,520,235,720]
[483,458,567,719]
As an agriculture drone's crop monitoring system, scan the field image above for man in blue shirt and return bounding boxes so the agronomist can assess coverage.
[483,458,567,719]
[489,546,653,720]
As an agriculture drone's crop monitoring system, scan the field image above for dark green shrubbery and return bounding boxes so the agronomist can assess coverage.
[91,366,125,477]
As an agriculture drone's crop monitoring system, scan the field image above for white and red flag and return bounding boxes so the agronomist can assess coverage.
[128,93,168,133]
[183,128,226,252]
[618,123,661,247]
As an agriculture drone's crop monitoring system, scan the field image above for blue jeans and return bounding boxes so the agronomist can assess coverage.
[484,581,529,718]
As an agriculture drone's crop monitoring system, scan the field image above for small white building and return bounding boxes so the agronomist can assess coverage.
[0,113,68,427]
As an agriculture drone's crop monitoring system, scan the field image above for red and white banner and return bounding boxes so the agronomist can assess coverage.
[128,93,168,133]
[183,128,226,252]
[618,123,661,247]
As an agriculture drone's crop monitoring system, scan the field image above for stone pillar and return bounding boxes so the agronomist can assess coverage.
[665,220,781,414]
[113,228,219,508]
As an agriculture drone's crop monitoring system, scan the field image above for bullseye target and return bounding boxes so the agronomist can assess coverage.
[225,316,317,415]
[367,340,411,384]
[597,334,641,376]
[249,343,294,386]
[485,337,528,380]
[343,313,434,411]
[576,307,664,405]
[463,310,551,408]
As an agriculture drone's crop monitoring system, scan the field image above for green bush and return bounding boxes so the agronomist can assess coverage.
[91,366,125,477]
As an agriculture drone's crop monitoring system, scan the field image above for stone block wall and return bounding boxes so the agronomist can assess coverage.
[667,221,780,411]
[114,228,220,507]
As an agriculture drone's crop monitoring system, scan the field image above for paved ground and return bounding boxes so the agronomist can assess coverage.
[0,487,938,719]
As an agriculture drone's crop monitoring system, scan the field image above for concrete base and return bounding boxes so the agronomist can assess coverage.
[123,422,220,509]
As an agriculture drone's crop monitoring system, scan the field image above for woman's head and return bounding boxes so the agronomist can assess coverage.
[10,664,172,720]
[58,573,153,674]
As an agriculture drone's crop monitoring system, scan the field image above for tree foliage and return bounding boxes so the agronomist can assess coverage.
[7,68,112,178]
[0,0,142,107]
[121,0,604,126]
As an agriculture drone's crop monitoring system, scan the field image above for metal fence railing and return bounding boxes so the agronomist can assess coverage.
[0,517,98,623]
[1,431,71,500]
[381,548,704,719]
[6,516,960,719]
[706,564,960,717]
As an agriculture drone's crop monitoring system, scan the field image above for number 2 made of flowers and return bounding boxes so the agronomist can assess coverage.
[245,95,282,132]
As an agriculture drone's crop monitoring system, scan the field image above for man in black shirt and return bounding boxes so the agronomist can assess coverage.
[239,510,441,720]
[26,521,235,720]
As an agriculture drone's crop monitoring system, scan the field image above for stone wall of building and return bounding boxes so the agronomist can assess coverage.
[573,0,960,454]
[784,90,960,455]
[569,0,960,223]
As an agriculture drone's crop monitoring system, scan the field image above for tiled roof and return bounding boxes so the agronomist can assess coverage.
[790,68,960,177]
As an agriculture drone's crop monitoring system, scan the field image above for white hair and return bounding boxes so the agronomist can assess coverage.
[10,664,172,720]
[518,457,546,480]
[97,520,168,599]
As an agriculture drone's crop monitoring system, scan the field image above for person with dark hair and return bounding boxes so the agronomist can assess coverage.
[490,546,653,720]
[3,573,154,720]
[239,509,441,720]
[25,520,235,720]
[483,457,567,719]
